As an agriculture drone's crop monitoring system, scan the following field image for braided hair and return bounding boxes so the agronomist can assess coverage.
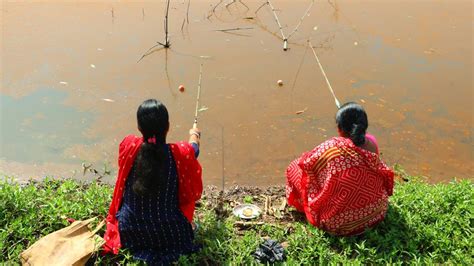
[133,99,169,195]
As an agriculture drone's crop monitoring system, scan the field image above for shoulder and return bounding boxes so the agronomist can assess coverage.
[119,135,142,151]
[364,133,379,154]
[315,137,345,152]
[365,133,377,144]
[170,141,195,158]
[120,135,141,145]
[299,137,342,170]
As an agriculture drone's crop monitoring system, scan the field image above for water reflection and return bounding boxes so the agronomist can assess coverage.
[0,89,95,163]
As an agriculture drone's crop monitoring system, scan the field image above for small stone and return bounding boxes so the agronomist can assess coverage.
[178,85,185,92]
[277,80,283,86]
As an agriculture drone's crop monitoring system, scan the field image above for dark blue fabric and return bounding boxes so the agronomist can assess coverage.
[191,142,199,158]
[117,144,200,265]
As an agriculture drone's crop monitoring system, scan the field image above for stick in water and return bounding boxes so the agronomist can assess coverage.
[308,40,341,108]
[193,64,204,129]
[221,126,225,192]
[256,0,314,51]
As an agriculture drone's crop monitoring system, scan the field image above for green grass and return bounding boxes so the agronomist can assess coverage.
[1,177,472,265]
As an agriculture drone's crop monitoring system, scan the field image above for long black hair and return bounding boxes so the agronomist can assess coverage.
[336,102,368,146]
[133,99,169,195]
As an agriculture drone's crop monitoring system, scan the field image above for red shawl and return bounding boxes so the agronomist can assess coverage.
[286,136,394,236]
[102,135,203,254]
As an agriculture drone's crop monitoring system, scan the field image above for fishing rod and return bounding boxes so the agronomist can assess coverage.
[221,126,225,192]
[193,63,203,129]
[308,40,341,108]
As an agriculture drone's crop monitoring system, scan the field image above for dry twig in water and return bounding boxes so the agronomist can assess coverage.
[208,0,249,19]
[138,0,171,61]
[255,0,315,50]
[181,0,191,32]
[215,27,253,32]
[226,0,249,12]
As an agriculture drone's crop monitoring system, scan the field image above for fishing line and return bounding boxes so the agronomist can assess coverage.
[308,40,341,108]
[291,42,310,107]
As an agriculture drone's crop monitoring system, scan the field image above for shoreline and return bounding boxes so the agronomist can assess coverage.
[1,176,472,264]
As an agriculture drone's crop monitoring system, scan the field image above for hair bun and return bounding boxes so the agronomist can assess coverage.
[336,102,368,147]
[350,123,366,146]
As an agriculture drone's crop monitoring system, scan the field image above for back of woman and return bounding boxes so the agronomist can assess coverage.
[103,99,203,264]
[286,102,394,236]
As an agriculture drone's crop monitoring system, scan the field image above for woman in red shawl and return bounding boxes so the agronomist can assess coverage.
[103,99,203,264]
[286,102,394,236]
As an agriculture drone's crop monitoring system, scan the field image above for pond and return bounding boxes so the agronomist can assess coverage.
[1,0,472,185]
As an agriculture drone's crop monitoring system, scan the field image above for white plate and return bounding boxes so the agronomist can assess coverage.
[233,204,261,219]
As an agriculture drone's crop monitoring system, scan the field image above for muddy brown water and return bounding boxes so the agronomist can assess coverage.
[1,1,472,186]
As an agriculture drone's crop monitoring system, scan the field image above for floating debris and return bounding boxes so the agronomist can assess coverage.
[198,106,208,112]
[295,107,308,115]
[178,85,185,92]
[102,98,115,102]
[360,99,366,103]
[354,41,358,46]
[423,48,436,54]
[97,48,103,51]
[313,26,318,31]
[215,27,254,32]
[90,64,96,68]
[59,81,68,85]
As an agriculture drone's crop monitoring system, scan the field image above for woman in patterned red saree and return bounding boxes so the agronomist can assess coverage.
[103,99,203,265]
[286,102,394,236]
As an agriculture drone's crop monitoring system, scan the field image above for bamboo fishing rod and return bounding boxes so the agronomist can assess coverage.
[308,40,341,108]
[193,63,204,129]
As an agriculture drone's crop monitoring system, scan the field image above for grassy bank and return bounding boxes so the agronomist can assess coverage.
[1,177,472,265]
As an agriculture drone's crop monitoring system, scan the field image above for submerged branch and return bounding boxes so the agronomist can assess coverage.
[215,27,254,32]
[137,44,165,63]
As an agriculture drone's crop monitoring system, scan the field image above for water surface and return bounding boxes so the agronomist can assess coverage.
[1,0,472,185]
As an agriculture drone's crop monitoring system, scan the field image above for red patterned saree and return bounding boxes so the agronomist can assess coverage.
[286,136,394,236]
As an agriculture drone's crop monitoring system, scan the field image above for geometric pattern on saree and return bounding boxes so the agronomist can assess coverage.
[286,136,394,236]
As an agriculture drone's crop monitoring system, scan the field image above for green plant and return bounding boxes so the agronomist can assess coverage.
[1,177,472,264]
[243,195,254,204]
